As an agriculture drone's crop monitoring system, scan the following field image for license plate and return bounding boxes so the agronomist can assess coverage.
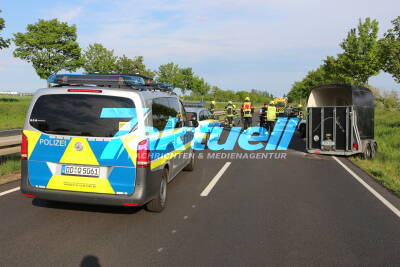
[61,165,100,177]
[321,140,335,146]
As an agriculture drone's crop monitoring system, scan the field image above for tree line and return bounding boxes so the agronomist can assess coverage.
[0,12,273,103]
[288,17,400,103]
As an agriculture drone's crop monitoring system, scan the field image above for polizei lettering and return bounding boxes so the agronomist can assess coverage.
[39,138,67,147]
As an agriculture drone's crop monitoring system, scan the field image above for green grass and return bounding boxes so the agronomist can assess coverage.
[0,154,20,176]
[350,108,400,196]
[0,95,32,130]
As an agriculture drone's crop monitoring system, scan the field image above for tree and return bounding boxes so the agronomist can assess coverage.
[191,76,210,96]
[0,10,10,50]
[322,56,356,83]
[379,16,400,83]
[338,18,382,84]
[115,55,155,78]
[180,67,195,94]
[13,19,82,80]
[287,18,381,102]
[156,62,184,88]
[287,60,355,103]
[82,43,117,74]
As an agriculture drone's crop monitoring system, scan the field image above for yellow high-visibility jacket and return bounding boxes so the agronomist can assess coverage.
[267,106,277,121]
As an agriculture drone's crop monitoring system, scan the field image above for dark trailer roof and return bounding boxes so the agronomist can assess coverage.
[307,84,374,107]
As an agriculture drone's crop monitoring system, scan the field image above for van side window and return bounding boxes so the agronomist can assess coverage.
[167,97,180,114]
[152,97,178,131]
[167,97,183,128]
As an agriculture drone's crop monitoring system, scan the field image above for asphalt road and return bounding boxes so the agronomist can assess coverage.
[0,127,399,266]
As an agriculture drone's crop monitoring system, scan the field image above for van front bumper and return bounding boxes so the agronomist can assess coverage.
[20,161,162,207]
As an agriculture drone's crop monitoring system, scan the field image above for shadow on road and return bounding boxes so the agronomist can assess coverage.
[32,198,142,214]
[288,133,307,153]
[80,255,101,267]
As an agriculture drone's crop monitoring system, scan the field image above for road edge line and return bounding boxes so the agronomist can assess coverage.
[200,162,231,197]
[0,186,20,197]
[332,156,400,218]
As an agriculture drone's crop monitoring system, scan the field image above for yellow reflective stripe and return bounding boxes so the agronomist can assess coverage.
[151,142,192,170]
[123,135,138,166]
[46,175,115,194]
[23,130,41,159]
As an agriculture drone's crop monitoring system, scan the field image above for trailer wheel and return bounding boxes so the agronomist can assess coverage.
[299,124,306,138]
[371,141,378,158]
[361,143,372,160]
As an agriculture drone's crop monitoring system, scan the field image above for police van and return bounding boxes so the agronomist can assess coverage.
[20,74,195,212]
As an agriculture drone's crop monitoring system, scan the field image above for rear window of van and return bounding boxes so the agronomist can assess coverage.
[29,94,136,137]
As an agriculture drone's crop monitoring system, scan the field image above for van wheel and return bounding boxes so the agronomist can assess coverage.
[361,143,372,160]
[146,168,168,212]
[183,152,195,171]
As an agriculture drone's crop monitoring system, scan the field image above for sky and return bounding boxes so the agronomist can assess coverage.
[0,0,399,95]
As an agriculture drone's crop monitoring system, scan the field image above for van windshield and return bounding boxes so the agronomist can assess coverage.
[29,94,136,137]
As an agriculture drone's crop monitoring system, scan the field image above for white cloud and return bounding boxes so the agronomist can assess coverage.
[79,0,400,62]
[1,0,400,92]
[41,6,84,23]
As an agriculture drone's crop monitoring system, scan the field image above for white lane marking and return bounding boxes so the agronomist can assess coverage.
[0,187,20,197]
[200,162,231,197]
[332,156,400,218]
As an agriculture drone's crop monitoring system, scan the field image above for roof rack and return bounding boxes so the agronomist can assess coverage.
[47,74,175,94]
[144,82,174,92]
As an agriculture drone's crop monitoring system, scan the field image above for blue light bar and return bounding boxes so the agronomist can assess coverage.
[48,74,145,86]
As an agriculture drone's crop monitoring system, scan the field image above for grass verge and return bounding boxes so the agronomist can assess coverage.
[0,154,20,176]
[350,108,400,196]
[0,95,32,130]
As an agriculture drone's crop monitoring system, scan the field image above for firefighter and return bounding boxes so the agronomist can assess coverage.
[209,100,216,115]
[225,101,236,127]
[266,101,277,133]
[259,102,268,128]
[241,97,254,130]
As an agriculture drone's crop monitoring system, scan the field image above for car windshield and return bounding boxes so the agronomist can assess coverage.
[29,94,136,137]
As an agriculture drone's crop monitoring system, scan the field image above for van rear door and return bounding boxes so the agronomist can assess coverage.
[24,93,139,195]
